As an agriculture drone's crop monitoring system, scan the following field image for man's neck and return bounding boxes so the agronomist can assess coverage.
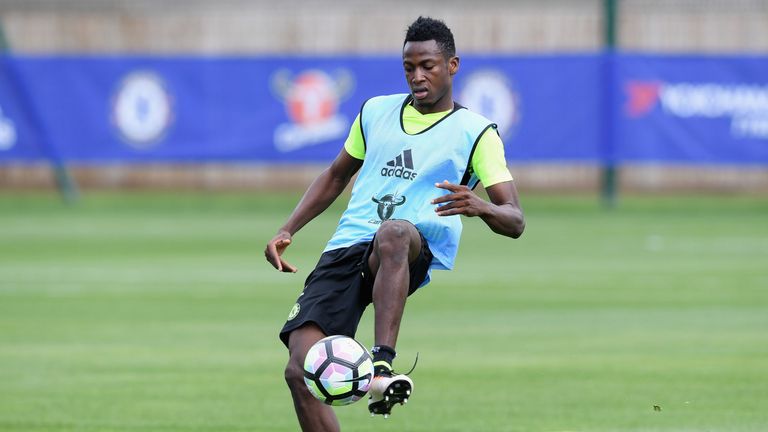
[405,103,451,116]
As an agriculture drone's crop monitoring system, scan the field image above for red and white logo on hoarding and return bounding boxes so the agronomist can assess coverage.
[625,81,662,118]
[458,70,520,139]
[625,80,768,139]
[271,69,354,152]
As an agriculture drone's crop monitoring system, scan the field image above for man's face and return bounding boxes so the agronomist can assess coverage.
[402,40,459,112]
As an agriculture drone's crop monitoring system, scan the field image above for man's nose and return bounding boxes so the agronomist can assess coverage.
[411,68,425,83]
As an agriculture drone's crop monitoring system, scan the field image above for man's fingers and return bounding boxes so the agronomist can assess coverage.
[436,206,464,216]
[434,181,461,192]
[266,237,292,272]
[276,239,292,272]
[431,193,459,204]
[435,199,468,213]
[270,251,284,272]
[265,243,281,269]
[280,259,298,273]
[432,180,481,217]
[275,238,291,253]
[434,181,470,205]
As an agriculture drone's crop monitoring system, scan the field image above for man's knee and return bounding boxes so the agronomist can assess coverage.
[284,323,326,391]
[285,357,306,390]
[376,220,416,256]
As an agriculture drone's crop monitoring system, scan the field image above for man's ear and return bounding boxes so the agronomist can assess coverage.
[449,56,460,76]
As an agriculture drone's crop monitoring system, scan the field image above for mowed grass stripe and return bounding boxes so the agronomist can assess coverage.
[0,193,766,432]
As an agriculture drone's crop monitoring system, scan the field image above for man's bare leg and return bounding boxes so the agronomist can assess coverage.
[366,220,422,416]
[367,220,423,349]
[284,323,340,432]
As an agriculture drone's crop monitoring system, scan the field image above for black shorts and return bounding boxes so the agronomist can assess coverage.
[279,230,433,348]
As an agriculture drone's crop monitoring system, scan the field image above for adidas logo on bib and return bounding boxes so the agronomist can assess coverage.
[381,149,418,181]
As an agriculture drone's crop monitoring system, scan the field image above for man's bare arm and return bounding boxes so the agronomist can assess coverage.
[432,180,524,238]
[265,150,363,272]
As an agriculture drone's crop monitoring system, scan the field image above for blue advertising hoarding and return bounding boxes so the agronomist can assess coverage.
[0,53,767,165]
[617,54,768,164]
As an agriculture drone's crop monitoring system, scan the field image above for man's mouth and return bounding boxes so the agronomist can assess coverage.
[412,87,428,100]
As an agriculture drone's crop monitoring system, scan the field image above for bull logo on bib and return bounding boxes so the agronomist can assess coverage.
[371,193,406,222]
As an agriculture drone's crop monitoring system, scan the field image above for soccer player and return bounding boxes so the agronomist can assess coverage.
[265,16,525,431]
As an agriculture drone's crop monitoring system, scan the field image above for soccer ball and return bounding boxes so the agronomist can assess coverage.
[303,335,374,406]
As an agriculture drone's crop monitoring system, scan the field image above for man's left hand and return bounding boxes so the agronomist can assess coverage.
[432,180,489,217]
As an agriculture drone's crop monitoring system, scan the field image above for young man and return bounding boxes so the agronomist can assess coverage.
[265,16,524,431]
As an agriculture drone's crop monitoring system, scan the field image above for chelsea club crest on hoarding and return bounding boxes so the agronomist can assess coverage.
[271,69,354,153]
[112,71,174,149]
[459,70,520,140]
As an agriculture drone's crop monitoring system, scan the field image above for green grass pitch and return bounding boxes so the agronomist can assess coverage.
[0,192,766,431]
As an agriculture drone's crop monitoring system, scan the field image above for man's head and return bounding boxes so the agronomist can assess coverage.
[404,16,456,59]
[402,17,459,113]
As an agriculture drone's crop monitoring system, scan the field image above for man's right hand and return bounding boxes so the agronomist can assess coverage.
[265,231,298,273]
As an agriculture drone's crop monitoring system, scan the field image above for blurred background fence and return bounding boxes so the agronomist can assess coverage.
[0,0,767,194]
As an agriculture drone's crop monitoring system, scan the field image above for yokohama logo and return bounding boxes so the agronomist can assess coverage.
[626,80,768,139]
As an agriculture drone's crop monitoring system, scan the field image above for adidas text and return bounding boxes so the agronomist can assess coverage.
[380,167,418,180]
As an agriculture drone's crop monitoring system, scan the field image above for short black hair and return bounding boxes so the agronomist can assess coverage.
[404,16,456,58]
